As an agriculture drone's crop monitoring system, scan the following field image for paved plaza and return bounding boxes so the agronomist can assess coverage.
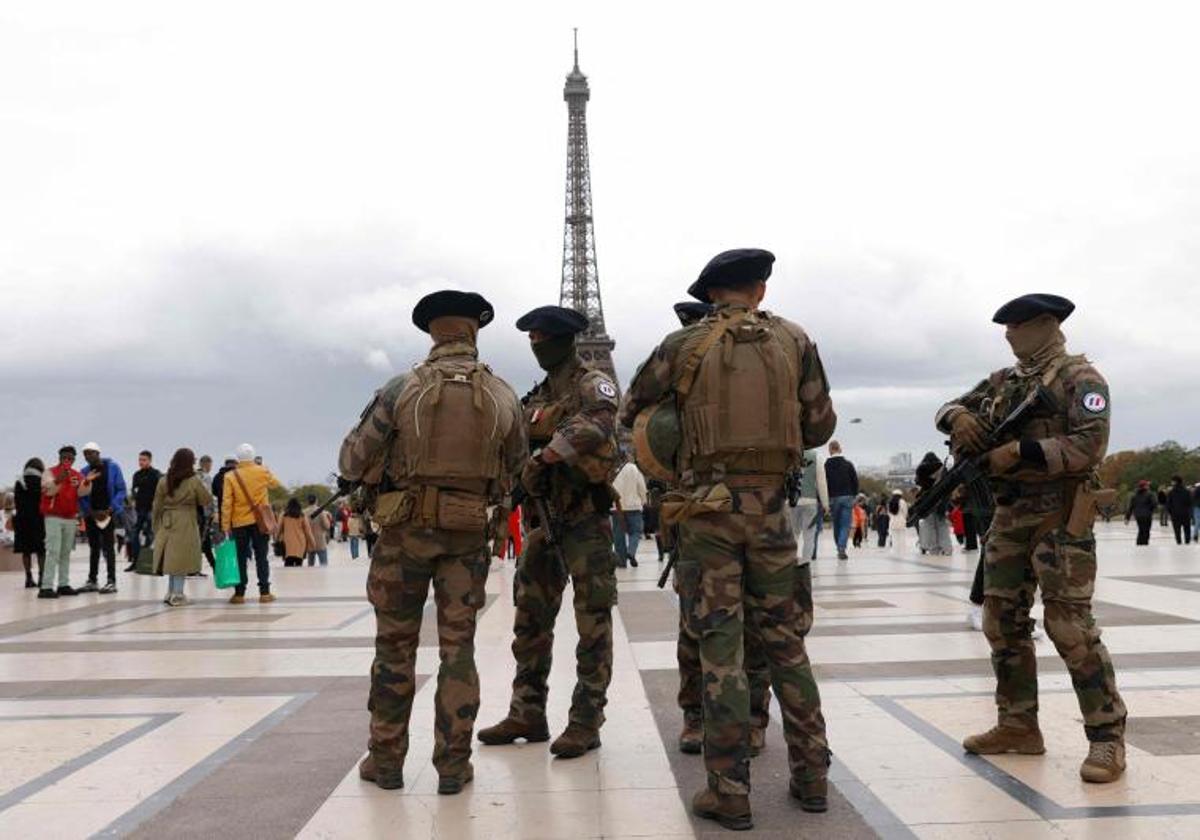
[0,521,1198,838]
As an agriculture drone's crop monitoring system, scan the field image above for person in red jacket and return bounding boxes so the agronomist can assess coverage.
[39,445,87,598]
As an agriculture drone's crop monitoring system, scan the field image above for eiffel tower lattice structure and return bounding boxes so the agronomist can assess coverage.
[559,30,618,386]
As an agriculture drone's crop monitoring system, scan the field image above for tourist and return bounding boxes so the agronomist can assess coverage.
[824,440,858,560]
[872,499,890,548]
[347,507,363,559]
[948,500,967,546]
[152,448,212,606]
[790,448,829,562]
[914,451,953,556]
[128,450,161,570]
[1166,475,1193,545]
[13,458,46,589]
[39,446,83,598]
[1157,485,1169,526]
[886,490,909,554]
[196,455,215,571]
[78,442,127,594]
[1194,483,1200,545]
[611,456,647,567]
[851,495,868,549]
[1126,480,1155,546]
[339,504,350,542]
[220,443,282,604]
[363,512,378,557]
[211,455,236,521]
[277,497,315,567]
[304,494,332,566]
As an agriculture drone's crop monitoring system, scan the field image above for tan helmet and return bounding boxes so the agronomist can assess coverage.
[632,400,681,483]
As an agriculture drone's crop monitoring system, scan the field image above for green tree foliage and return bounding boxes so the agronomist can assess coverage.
[1099,441,1200,506]
[268,483,335,508]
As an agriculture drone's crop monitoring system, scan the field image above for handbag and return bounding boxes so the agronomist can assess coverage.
[214,538,240,589]
[135,543,156,575]
[273,539,285,558]
[232,468,277,536]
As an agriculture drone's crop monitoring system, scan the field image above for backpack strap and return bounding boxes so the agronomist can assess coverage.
[675,310,749,398]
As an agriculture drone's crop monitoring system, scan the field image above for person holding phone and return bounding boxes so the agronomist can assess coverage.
[77,442,127,594]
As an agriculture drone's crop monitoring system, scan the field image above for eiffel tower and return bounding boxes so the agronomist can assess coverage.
[559,30,618,385]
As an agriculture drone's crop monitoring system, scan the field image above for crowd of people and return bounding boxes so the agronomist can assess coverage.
[1,442,381,606]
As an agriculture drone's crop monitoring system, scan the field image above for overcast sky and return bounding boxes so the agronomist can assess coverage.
[3,1,1199,485]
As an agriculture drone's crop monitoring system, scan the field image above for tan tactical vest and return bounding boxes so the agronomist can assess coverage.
[678,310,803,477]
[393,357,510,492]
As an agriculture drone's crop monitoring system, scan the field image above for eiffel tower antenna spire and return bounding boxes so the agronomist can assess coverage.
[560,29,618,384]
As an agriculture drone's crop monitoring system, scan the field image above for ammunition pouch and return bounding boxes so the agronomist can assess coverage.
[1067,486,1117,539]
[660,483,734,526]
[374,486,490,532]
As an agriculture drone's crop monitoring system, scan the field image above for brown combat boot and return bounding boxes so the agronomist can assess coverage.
[962,723,1045,755]
[477,716,550,745]
[748,727,766,757]
[1080,740,1126,783]
[691,788,753,831]
[789,776,828,813]
[437,765,474,795]
[550,722,601,758]
[678,716,703,755]
[358,755,404,790]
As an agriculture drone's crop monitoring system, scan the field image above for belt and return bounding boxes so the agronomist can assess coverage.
[687,473,783,490]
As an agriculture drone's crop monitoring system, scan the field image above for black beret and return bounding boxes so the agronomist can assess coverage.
[411,290,495,333]
[673,301,713,326]
[992,293,1075,325]
[687,248,775,303]
[515,305,589,336]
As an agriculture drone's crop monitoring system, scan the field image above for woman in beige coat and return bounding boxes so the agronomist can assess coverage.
[276,497,315,567]
[152,449,213,606]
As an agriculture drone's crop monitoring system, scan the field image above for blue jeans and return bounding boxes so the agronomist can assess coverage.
[307,549,328,567]
[1194,507,1200,535]
[349,537,360,560]
[130,510,154,560]
[168,575,186,595]
[613,510,643,564]
[233,525,270,596]
[830,496,854,552]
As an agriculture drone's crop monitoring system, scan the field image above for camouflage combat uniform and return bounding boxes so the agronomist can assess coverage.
[505,354,621,732]
[340,340,525,779]
[622,303,836,796]
[936,351,1127,742]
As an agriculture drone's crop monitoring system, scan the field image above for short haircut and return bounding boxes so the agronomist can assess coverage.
[828,440,842,454]
[140,450,152,459]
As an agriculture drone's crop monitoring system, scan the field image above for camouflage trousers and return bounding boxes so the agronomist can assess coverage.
[679,507,829,796]
[367,524,489,777]
[507,513,617,730]
[675,556,772,731]
[984,493,1127,741]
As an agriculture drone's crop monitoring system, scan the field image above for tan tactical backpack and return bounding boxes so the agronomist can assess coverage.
[678,310,803,474]
[393,358,510,485]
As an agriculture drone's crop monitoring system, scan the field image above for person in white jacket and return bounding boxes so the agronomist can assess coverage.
[789,449,829,562]
[611,458,648,568]
[886,490,909,555]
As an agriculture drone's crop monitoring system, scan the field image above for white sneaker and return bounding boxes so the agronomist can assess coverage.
[968,605,984,631]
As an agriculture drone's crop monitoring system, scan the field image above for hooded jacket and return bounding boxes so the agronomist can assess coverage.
[79,458,127,518]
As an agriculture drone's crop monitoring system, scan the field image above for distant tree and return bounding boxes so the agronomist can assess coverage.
[1099,441,1200,507]
[267,482,334,508]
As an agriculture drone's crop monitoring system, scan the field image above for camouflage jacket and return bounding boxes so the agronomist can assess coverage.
[619,303,837,473]
[935,351,1110,482]
[524,354,620,516]
[339,341,527,499]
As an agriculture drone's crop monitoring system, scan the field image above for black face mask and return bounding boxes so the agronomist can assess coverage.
[532,335,575,371]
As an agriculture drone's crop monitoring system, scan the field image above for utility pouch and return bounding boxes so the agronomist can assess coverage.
[659,483,734,526]
[373,490,413,528]
[437,490,489,532]
[1066,487,1115,538]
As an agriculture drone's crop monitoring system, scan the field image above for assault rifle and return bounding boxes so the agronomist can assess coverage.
[906,385,1053,530]
[511,483,568,578]
[310,474,356,521]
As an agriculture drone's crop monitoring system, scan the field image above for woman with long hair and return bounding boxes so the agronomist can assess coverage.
[277,496,314,567]
[13,458,46,588]
[152,448,212,606]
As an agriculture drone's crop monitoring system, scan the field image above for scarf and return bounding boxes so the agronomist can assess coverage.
[1009,320,1067,378]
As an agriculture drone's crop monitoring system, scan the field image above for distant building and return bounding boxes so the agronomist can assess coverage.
[885,452,916,489]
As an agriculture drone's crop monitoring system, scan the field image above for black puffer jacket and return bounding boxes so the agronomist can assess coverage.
[1126,489,1156,520]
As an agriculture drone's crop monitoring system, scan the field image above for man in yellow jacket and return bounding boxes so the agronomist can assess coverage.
[220,443,282,604]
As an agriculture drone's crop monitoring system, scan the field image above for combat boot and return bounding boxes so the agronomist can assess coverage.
[962,723,1045,755]
[358,755,404,790]
[748,727,766,757]
[1080,740,1126,783]
[678,716,703,755]
[550,722,601,758]
[477,716,550,745]
[691,788,753,831]
[437,766,474,795]
[789,776,828,813]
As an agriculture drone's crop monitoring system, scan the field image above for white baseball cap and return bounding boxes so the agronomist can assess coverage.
[236,443,256,461]
[82,441,102,454]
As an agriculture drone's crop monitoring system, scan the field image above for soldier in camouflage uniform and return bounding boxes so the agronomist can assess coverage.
[478,305,621,759]
[936,293,1127,783]
[622,250,836,831]
[339,290,526,795]
[668,301,774,759]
